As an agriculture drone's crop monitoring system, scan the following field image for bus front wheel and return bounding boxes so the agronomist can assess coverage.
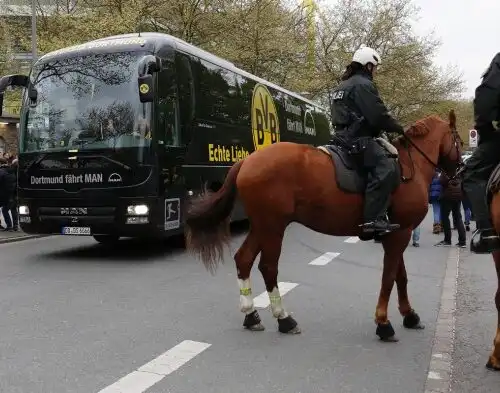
[93,234,120,245]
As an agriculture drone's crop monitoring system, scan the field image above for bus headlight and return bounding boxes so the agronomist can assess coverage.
[18,205,30,215]
[127,204,149,216]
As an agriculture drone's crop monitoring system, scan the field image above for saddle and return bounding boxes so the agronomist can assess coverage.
[486,162,500,205]
[318,137,400,194]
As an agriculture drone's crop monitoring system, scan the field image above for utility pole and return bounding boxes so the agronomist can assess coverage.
[302,0,316,72]
[31,0,37,64]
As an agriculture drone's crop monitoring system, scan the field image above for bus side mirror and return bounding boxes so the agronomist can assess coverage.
[138,74,154,103]
[0,74,30,115]
[150,57,162,73]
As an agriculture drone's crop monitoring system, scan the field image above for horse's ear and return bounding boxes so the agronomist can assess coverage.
[449,109,457,129]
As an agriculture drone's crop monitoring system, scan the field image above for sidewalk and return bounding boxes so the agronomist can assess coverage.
[450,245,500,392]
[0,214,46,244]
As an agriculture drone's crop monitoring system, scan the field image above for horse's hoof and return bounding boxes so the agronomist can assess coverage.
[245,323,265,331]
[278,315,301,334]
[376,321,398,342]
[286,326,302,334]
[243,310,265,331]
[403,310,425,330]
[486,356,500,371]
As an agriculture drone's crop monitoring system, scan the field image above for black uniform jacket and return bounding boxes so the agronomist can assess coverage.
[330,71,404,138]
[474,52,500,144]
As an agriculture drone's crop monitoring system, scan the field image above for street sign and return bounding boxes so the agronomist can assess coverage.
[469,129,478,148]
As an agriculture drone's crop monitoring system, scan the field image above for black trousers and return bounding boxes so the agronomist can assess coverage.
[463,137,500,229]
[440,198,466,244]
[2,199,18,229]
[360,138,399,222]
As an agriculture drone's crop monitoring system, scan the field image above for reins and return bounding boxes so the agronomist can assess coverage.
[396,128,460,182]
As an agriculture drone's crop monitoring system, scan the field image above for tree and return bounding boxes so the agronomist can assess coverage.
[2,0,466,128]
[0,17,23,115]
[312,0,464,124]
[15,0,234,54]
[425,99,474,146]
[0,17,13,75]
[210,0,308,87]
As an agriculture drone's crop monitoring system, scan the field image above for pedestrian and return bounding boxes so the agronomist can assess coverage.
[412,225,420,247]
[0,157,13,230]
[5,158,18,231]
[429,169,442,234]
[435,171,466,247]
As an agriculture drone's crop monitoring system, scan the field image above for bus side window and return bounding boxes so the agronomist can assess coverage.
[176,53,195,142]
[157,61,181,147]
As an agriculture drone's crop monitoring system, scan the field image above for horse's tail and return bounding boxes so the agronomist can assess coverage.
[184,159,244,274]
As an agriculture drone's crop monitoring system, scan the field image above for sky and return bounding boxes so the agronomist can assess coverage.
[321,0,500,99]
[411,0,500,99]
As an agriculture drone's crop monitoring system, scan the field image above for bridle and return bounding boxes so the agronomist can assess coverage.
[399,126,461,182]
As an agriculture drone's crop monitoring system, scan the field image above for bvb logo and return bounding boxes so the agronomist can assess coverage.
[251,83,280,151]
[139,83,150,94]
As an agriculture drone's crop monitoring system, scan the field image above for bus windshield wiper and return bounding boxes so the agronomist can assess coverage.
[66,152,132,171]
[99,156,132,171]
[23,153,47,174]
[73,135,114,149]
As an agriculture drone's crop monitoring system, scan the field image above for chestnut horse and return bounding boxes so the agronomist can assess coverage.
[185,111,461,341]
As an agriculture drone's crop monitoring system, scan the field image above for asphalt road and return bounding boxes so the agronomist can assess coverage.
[0,213,452,393]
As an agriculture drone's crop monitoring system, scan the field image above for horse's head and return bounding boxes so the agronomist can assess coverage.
[403,110,462,177]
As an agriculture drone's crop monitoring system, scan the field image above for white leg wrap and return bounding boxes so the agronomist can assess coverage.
[238,278,255,314]
[268,286,288,319]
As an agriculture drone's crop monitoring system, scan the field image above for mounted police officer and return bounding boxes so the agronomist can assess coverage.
[330,45,405,236]
[462,52,500,253]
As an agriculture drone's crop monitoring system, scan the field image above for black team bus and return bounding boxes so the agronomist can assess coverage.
[0,33,331,244]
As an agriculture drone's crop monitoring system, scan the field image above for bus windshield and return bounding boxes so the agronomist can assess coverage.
[20,51,152,155]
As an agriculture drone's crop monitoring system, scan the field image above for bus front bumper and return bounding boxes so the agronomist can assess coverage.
[16,197,182,238]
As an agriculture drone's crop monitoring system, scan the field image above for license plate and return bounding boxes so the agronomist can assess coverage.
[62,226,91,235]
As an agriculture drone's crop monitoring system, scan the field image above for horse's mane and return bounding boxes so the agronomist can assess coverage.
[392,114,447,144]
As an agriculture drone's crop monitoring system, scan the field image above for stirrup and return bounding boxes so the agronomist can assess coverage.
[470,229,500,254]
[359,221,400,233]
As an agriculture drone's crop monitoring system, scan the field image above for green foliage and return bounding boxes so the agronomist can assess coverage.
[312,0,463,125]
[0,17,23,114]
[1,0,467,125]
[0,17,13,75]
[427,99,474,145]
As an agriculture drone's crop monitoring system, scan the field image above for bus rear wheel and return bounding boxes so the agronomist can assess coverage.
[93,234,120,245]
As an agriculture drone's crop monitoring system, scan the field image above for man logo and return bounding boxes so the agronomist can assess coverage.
[303,109,316,136]
[251,83,280,151]
[108,173,122,183]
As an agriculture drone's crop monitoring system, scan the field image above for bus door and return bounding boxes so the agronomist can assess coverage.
[156,59,186,232]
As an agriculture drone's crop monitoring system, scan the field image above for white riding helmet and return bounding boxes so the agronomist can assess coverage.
[352,45,381,67]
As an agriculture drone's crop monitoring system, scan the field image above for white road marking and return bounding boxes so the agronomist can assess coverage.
[344,236,359,243]
[427,371,442,380]
[97,340,211,393]
[308,252,341,266]
[253,282,298,309]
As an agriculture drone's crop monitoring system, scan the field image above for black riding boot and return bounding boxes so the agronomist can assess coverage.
[470,225,500,254]
[464,182,500,254]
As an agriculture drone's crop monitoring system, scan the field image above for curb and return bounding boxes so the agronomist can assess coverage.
[423,247,460,393]
[0,234,50,244]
